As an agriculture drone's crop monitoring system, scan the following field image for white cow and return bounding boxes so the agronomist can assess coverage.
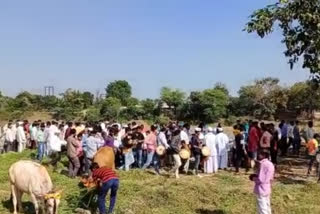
[9,160,61,214]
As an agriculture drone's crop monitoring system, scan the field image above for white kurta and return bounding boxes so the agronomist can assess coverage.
[16,126,26,153]
[204,133,218,173]
[215,132,229,169]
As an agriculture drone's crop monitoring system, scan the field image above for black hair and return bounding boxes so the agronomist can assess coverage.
[90,162,100,170]
[70,129,77,135]
[308,121,313,128]
[259,149,270,159]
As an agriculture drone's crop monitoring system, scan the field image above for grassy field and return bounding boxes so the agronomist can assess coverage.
[0,151,320,214]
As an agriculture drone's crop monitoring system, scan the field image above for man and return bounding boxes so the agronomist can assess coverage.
[204,127,218,174]
[250,150,275,214]
[260,125,272,150]
[171,129,182,179]
[91,163,119,214]
[30,122,39,149]
[49,130,63,169]
[85,130,104,174]
[269,124,279,166]
[4,123,15,152]
[132,125,145,168]
[16,121,27,153]
[292,121,301,155]
[157,126,170,169]
[142,125,159,174]
[36,123,46,161]
[287,121,294,153]
[234,126,246,173]
[67,129,80,178]
[279,120,288,156]
[306,134,319,176]
[215,127,229,170]
[305,121,314,143]
[180,124,191,173]
[248,122,260,163]
[191,128,204,176]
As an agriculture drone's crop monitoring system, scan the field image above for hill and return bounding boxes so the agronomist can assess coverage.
[0,151,320,214]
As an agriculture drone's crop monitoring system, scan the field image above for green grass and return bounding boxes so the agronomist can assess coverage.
[0,151,320,214]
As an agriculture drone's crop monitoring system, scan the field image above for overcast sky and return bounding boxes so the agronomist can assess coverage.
[0,0,309,98]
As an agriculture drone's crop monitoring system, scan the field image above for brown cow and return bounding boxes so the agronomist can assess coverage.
[93,147,115,169]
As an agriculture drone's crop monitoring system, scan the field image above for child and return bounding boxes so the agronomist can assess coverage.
[91,163,119,214]
[250,150,275,214]
[306,134,319,176]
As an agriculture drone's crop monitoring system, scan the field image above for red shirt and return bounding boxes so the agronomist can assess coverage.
[248,126,259,152]
[92,167,118,183]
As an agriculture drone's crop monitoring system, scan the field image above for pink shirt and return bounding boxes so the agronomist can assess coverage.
[145,132,157,152]
[254,159,275,196]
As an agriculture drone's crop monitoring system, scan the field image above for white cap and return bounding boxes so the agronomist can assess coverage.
[195,127,201,132]
[18,121,23,125]
[207,127,213,132]
[217,127,223,132]
[88,128,93,131]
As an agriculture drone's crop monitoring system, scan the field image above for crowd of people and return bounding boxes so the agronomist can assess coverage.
[0,119,317,177]
[0,118,318,214]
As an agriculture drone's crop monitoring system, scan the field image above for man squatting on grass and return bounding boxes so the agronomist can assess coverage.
[91,163,119,214]
[250,149,275,214]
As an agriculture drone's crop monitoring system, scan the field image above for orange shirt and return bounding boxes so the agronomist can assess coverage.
[306,139,318,156]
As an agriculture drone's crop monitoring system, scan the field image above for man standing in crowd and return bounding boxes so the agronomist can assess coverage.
[4,123,15,152]
[67,129,80,178]
[216,127,229,170]
[248,122,260,166]
[204,127,218,174]
[234,126,246,173]
[171,129,182,179]
[16,121,26,153]
[191,128,204,176]
[305,121,314,143]
[292,121,301,155]
[279,120,288,156]
[306,134,319,176]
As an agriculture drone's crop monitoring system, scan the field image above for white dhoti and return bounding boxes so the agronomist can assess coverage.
[204,156,218,173]
[256,195,271,214]
[17,141,26,153]
[218,153,228,169]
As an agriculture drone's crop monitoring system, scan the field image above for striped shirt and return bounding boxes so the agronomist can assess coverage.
[92,167,118,183]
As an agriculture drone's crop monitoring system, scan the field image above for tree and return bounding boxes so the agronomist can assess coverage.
[199,89,229,122]
[287,81,320,115]
[237,77,288,119]
[214,82,229,96]
[141,99,158,120]
[106,80,132,105]
[160,87,185,117]
[100,97,122,120]
[82,91,94,108]
[245,0,320,74]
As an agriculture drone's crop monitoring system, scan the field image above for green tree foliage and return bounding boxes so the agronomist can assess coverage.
[160,87,185,114]
[140,99,159,120]
[245,0,320,74]
[106,80,132,105]
[287,81,320,114]
[238,77,288,119]
[100,97,122,120]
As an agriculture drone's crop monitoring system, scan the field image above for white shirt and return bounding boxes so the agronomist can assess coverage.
[205,132,217,156]
[49,135,62,152]
[16,126,26,143]
[5,128,15,142]
[31,126,38,141]
[215,132,229,155]
[180,130,190,144]
[157,132,170,149]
